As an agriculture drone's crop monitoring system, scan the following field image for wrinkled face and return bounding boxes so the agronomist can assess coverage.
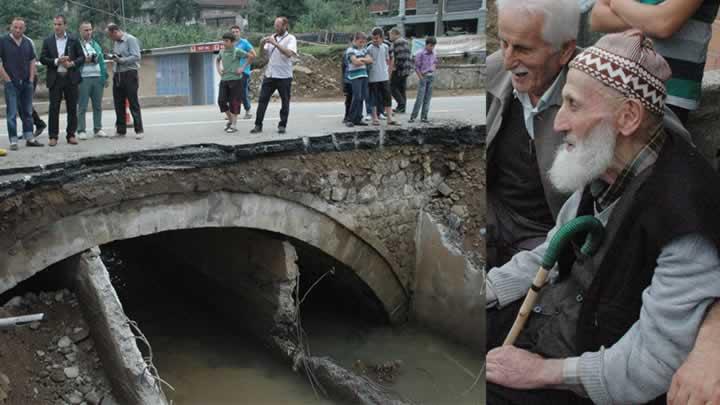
[550,70,620,192]
[80,24,93,41]
[231,28,241,40]
[498,8,565,101]
[554,70,617,147]
[10,20,25,39]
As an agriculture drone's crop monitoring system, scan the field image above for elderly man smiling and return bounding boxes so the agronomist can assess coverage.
[485,30,720,405]
[486,0,580,270]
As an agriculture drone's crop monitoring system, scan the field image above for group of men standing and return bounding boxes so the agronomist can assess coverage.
[342,27,438,128]
[0,16,144,153]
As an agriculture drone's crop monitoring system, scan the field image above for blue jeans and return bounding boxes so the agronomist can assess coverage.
[4,80,34,143]
[350,77,369,124]
[411,75,434,120]
[242,73,251,112]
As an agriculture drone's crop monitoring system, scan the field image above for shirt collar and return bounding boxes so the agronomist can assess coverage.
[591,124,666,211]
[55,32,67,40]
[513,68,565,114]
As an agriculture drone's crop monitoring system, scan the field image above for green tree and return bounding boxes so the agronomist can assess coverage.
[245,0,308,32]
[296,0,340,32]
[155,0,199,23]
[0,1,55,38]
[69,0,144,26]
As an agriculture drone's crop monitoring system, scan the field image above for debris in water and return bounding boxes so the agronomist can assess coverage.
[353,359,404,384]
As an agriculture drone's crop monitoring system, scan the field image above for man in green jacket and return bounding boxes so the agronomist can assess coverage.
[77,21,108,139]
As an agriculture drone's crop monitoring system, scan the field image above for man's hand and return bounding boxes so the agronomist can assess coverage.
[264,36,278,47]
[668,347,720,405]
[486,346,563,390]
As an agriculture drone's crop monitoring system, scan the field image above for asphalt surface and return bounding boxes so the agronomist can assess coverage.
[0,95,485,172]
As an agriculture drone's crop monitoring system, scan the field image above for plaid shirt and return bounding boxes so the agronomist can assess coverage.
[392,37,414,77]
[591,124,667,211]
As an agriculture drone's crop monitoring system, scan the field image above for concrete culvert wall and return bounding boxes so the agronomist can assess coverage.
[98,228,410,404]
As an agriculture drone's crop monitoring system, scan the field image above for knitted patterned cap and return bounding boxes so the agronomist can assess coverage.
[569,29,671,115]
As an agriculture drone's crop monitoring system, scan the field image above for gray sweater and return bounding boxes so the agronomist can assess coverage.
[113,32,140,72]
[487,190,720,404]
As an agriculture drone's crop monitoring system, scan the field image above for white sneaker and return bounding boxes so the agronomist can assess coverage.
[95,129,109,137]
[77,131,88,140]
[364,115,371,122]
[135,132,144,140]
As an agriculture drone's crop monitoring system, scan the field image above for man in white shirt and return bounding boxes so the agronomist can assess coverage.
[250,16,297,135]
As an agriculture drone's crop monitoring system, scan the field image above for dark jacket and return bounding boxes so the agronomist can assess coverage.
[570,133,720,355]
[40,33,84,87]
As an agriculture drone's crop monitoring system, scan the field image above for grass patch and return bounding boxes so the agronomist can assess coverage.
[298,43,348,58]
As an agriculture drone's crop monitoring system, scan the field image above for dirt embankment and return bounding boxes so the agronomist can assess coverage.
[0,291,114,405]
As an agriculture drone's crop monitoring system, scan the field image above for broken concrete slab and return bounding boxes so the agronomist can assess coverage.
[64,248,169,405]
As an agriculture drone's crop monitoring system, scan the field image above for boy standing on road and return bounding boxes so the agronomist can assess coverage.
[230,25,255,120]
[409,36,438,123]
[342,39,353,124]
[216,33,248,133]
[345,32,373,127]
[365,27,397,126]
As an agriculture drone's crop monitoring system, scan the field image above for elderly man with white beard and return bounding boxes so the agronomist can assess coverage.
[484,30,720,405]
[485,0,690,270]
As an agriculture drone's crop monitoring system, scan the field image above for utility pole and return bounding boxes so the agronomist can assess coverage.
[479,0,486,34]
[434,0,446,37]
[121,0,126,25]
[398,0,406,36]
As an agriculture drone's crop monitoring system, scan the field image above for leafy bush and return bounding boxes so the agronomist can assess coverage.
[121,23,226,50]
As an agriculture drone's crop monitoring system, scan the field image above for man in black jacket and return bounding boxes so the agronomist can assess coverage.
[40,15,84,146]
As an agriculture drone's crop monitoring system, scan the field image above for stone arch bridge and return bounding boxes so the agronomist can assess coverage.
[0,125,485,323]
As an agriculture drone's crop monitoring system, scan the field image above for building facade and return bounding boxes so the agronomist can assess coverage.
[371,0,485,37]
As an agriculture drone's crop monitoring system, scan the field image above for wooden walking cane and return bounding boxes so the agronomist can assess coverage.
[503,215,605,346]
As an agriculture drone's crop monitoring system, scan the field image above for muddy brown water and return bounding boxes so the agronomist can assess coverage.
[102,239,485,405]
[141,305,484,405]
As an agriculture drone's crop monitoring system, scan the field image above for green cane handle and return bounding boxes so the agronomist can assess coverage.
[502,216,605,346]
